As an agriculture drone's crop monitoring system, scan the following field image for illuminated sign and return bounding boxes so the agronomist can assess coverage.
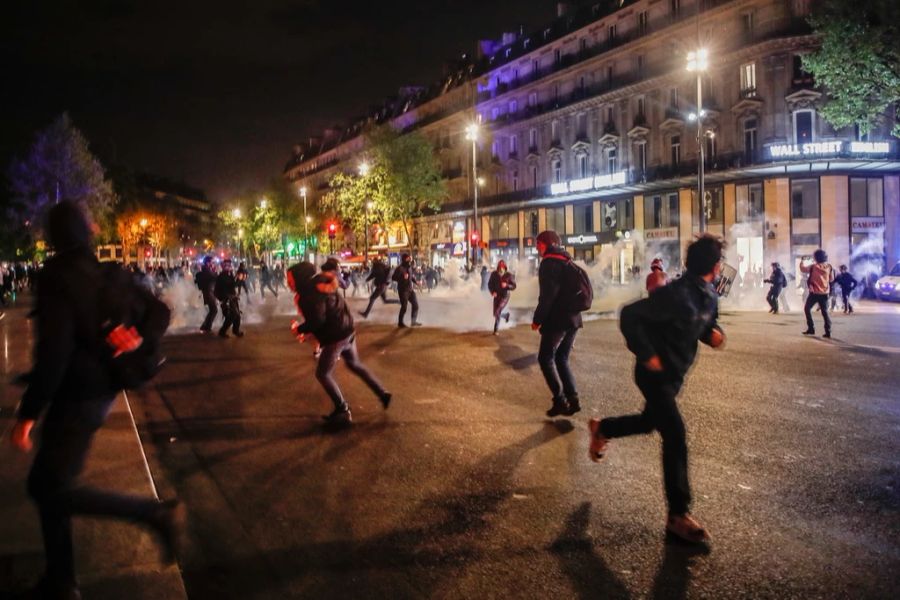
[767,140,893,159]
[851,217,884,233]
[565,234,599,245]
[645,227,679,241]
[551,171,627,195]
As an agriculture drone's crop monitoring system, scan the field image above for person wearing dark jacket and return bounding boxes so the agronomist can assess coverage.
[214,259,243,338]
[10,201,182,599]
[195,256,217,332]
[359,258,398,318]
[532,230,583,417]
[259,262,278,298]
[834,264,858,313]
[392,254,422,328]
[763,262,787,314]
[488,260,517,335]
[236,261,252,304]
[588,234,726,544]
[294,263,392,425]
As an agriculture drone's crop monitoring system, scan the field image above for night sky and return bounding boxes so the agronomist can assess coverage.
[1,0,556,203]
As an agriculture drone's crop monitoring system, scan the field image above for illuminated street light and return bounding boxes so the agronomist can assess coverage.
[358,161,370,177]
[687,48,709,231]
[232,208,241,219]
[139,218,148,228]
[465,122,480,266]
[260,198,268,209]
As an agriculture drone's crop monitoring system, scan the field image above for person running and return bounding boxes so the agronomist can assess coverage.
[646,257,668,294]
[800,249,834,338]
[215,259,243,338]
[764,262,787,314]
[10,201,183,599]
[833,264,858,314]
[259,263,278,299]
[588,234,726,544]
[293,260,392,425]
[359,258,398,318]
[393,254,422,328]
[236,261,252,304]
[488,260,516,335]
[195,256,218,333]
[532,230,582,417]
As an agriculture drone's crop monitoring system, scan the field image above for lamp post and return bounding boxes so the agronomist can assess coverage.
[358,162,371,265]
[231,208,242,259]
[299,186,309,260]
[687,48,709,232]
[465,122,480,267]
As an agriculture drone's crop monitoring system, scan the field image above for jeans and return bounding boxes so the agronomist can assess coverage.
[537,328,578,402]
[398,289,419,325]
[804,293,832,333]
[492,296,510,333]
[361,283,398,316]
[766,287,782,312]
[315,334,386,412]
[841,290,853,312]
[28,398,161,584]
[600,368,690,515]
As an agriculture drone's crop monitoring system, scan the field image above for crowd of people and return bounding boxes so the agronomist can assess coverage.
[3,199,885,598]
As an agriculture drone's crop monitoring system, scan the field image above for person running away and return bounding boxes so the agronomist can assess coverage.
[833,264,858,314]
[359,258,398,318]
[764,262,787,314]
[214,259,243,338]
[588,234,726,544]
[293,261,392,425]
[488,260,516,335]
[393,254,422,328]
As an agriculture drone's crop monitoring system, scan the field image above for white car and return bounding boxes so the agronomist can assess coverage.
[875,262,900,301]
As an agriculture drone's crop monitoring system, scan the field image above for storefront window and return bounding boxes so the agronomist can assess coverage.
[791,179,819,219]
[489,213,519,240]
[850,178,884,217]
[573,203,593,233]
[546,206,565,233]
[601,198,632,231]
[528,211,539,236]
[693,187,724,225]
[644,193,679,229]
[736,183,764,222]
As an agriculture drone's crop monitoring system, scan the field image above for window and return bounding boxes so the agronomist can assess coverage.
[580,38,587,52]
[532,59,539,74]
[528,92,538,107]
[574,203,594,233]
[669,88,678,109]
[505,48,512,58]
[635,142,647,174]
[510,134,518,155]
[671,135,681,165]
[554,48,561,64]
[578,76,585,91]
[742,12,754,38]
[491,107,499,121]
[512,170,519,191]
[671,0,681,17]
[740,62,756,95]
[637,96,645,119]
[606,106,614,127]
[576,112,587,138]
[736,183,764,222]
[794,110,815,144]
[489,213,519,239]
[793,55,813,85]
[705,133,716,162]
[509,99,518,113]
[546,206,566,233]
[551,120,559,142]
[491,141,499,158]
[551,158,562,182]
[850,178,884,217]
[638,11,648,35]
[645,192,680,228]
[608,25,617,42]
[530,165,538,187]
[791,179,820,219]
[529,128,537,149]
[636,55,644,76]
[606,148,617,173]
[578,153,589,177]
[744,118,758,159]
[553,83,561,102]
[529,210,539,236]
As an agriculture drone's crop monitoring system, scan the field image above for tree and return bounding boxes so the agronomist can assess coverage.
[116,211,174,264]
[325,125,446,253]
[803,0,900,138]
[7,113,117,245]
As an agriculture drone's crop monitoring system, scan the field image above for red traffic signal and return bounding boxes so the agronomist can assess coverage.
[328,222,337,240]
[470,230,480,245]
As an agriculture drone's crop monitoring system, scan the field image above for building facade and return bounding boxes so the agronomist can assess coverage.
[286,0,900,280]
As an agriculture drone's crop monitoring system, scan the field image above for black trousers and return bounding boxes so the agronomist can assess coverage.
[492,296,510,332]
[804,293,832,334]
[220,298,241,334]
[840,290,853,312]
[537,328,578,402]
[766,286,782,312]
[361,283,398,316]
[27,398,160,584]
[398,289,418,325]
[201,298,217,331]
[600,368,690,515]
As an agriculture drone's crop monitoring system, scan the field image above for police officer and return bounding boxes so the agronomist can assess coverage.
[215,259,243,338]
[393,254,422,328]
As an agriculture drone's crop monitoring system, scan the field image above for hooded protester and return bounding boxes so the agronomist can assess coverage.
[800,249,835,338]
[646,258,668,294]
[10,201,183,599]
[293,260,392,425]
[488,260,517,335]
[214,259,243,338]
[359,257,399,319]
[532,230,583,417]
[194,256,218,332]
[392,253,422,328]
[763,262,788,314]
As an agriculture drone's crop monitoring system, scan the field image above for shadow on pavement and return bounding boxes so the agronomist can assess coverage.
[493,335,537,371]
[650,536,710,600]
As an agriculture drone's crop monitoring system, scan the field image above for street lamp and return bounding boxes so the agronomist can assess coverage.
[359,161,372,263]
[465,122,480,266]
[260,198,268,209]
[687,48,709,232]
[299,186,309,260]
[231,208,241,219]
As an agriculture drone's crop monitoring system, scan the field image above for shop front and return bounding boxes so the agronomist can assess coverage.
[644,226,681,273]
[488,238,519,266]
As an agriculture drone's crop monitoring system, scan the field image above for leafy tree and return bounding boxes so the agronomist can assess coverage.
[325,125,446,252]
[6,113,117,246]
[804,0,900,137]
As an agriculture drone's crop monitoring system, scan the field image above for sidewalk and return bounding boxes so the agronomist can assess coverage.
[0,298,188,599]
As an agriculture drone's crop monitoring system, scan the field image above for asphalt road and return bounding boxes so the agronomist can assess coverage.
[132,295,900,599]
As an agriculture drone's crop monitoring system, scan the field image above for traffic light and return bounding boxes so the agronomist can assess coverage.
[470,230,479,246]
[328,222,337,240]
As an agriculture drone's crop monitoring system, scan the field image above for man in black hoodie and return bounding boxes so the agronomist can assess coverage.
[763,262,787,314]
[214,259,243,338]
[532,230,582,416]
[392,253,422,328]
[588,234,725,544]
[195,256,217,332]
[294,260,392,425]
[10,201,182,599]
[359,258,398,319]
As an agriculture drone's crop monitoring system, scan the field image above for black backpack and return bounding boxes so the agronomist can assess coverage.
[544,254,593,312]
[98,263,171,390]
